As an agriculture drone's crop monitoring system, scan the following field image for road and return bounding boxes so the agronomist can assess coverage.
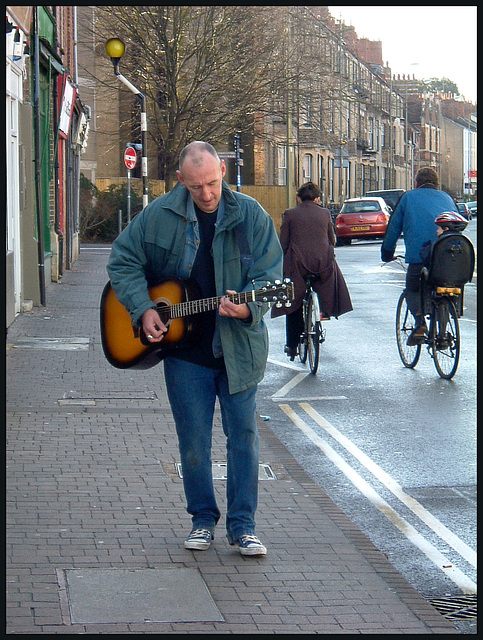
[258,221,477,630]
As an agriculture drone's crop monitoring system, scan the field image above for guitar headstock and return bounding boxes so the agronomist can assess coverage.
[255,279,294,307]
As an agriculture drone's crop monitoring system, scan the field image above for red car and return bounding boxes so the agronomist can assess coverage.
[335,197,392,245]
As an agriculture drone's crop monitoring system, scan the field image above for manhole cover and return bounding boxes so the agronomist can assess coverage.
[62,568,224,624]
[175,462,276,480]
[428,594,477,620]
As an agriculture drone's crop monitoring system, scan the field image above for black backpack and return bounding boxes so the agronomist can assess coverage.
[426,233,475,287]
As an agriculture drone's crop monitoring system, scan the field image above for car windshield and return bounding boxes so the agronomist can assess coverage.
[341,201,381,214]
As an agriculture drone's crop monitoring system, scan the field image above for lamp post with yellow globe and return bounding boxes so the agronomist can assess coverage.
[105,38,149,210]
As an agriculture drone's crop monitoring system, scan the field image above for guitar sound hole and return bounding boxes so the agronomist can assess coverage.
[155,301,171,327]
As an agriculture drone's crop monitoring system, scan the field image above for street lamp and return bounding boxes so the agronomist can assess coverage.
[105,37,148,210]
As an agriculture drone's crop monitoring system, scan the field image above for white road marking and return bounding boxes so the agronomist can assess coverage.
[271,396,347,402]
[300,403,476,569]
[279,404,477,594]
[271,371,309,397]
[267,357,306,372]
[268,361,347,401]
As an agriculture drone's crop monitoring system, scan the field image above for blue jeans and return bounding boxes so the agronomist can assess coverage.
[163,357,260,544]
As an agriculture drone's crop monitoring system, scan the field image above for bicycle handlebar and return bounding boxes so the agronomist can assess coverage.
[380,255,406,270]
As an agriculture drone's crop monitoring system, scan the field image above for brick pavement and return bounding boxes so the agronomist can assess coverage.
[6,245,459,634]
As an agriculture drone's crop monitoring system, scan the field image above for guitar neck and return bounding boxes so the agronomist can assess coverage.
[169,291,255,319]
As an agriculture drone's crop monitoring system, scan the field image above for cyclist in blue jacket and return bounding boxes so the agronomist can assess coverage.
[381,167,458,345]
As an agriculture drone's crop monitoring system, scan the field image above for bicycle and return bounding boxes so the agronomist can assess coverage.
[386,242,474,380]
[297,275,327,375]
[396,281,461,379]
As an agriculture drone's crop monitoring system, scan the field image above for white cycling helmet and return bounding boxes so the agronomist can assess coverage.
[434,211,468,232]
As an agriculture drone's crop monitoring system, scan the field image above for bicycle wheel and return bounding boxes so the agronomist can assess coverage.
[396,292,421,368]
[307,291,321,374]
[431,298,460,379]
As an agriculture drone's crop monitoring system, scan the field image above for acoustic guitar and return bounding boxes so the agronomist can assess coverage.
[100,277,294,370]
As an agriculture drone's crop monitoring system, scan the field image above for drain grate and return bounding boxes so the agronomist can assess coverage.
[175,462,276,480]
[428,594,477,620]
[12,337,90,350]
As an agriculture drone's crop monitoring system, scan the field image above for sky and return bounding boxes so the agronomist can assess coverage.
[328,6,477,104]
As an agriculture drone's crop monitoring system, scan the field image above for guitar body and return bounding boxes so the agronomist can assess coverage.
[100,278,201,370]
[100,276,293,370]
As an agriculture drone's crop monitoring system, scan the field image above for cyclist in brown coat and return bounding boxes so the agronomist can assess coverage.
[271,182,352,359]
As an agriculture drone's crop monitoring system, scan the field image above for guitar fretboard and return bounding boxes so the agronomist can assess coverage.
[169,291,255,319]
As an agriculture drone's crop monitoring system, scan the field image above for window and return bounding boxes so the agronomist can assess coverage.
[277,146,286,186]
[328,157,334,202]
[299,79,312,127]
[342,200,382,214]
[318,155,324,191]
[329,97,335,133]
[382,123,387,149]
[302,154,312,182]
[382,167,388,190]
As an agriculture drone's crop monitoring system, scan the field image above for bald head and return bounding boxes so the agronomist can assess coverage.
[176,141,226,213]
[179,141,221,171]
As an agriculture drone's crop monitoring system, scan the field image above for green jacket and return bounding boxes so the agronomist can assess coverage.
[107,181,283,394]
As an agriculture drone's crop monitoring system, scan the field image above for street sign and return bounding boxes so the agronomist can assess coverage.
[124,146,137,170]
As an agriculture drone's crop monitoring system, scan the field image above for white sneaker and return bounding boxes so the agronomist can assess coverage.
[232,534,267,556]
[184,528,213,550]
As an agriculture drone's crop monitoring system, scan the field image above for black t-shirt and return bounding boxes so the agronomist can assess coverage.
[171,205,225,369]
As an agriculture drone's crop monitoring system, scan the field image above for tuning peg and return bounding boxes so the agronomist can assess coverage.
[274,279,281,285]
[275,301,282,308]
[285,301,292,307]
[284,278,291,284]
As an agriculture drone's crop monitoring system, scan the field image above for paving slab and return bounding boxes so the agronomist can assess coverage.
[63,567,223,623]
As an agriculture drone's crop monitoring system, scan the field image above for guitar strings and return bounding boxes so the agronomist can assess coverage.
[170,291,252,318]
[164,284,292,319]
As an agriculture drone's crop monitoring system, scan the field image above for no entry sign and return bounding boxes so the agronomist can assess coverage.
[124,146,137,170]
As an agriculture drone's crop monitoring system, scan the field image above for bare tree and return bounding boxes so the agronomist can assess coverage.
[78,6,370,189]
[90,5,289,188]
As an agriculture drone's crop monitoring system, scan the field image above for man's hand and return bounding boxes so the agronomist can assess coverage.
[141,308,167,342]
[218,290,251,320]
[381,248,395,263]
